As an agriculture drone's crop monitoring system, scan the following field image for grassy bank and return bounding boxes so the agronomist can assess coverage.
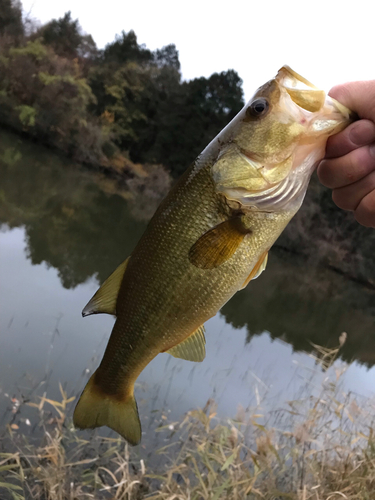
[1,343,375,499]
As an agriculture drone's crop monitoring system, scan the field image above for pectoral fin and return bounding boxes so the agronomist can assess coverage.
[82,257,130,317]
[240,251,268,290]
[166,325,206,362]
[189,218,251,269]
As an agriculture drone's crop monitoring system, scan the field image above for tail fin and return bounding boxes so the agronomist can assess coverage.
[73,373,141,445]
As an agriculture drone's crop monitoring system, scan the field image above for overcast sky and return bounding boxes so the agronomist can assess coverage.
[21,0,373,101]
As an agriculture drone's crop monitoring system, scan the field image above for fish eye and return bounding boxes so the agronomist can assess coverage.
[247,98,269,118]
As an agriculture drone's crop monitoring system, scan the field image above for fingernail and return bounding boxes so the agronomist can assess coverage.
[350,121,375,146]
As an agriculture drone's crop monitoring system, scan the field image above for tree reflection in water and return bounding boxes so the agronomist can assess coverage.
[1,130,375,367]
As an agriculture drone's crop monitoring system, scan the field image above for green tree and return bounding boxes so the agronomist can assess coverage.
[39,11,83,59]
[0,15,244,177]
[88,60,152,150]
[0,39,111,164]
[103,30,153,65]
[154,44,180,70]
[32,10,98,66]
[0,0,24,41]
[128,69,244,176]
[88,38,182,158]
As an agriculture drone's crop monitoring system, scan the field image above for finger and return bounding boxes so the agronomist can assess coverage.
[317,144,375,189]
[355,190,375,228]
[332,170,375,211]
[329,81,375,120]
[325,119,375,159]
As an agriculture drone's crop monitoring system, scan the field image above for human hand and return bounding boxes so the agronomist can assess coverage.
[317,81,375,228]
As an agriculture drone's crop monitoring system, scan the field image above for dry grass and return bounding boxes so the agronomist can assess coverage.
[1,341,375,499]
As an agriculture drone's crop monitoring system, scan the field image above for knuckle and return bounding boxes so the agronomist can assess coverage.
[344,153,360,182]
[325,130,349,158]
[344,148,375,183]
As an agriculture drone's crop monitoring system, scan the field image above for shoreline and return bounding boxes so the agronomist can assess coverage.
[2,125,375,290]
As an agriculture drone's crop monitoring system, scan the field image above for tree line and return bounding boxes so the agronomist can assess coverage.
[2,0,375,291]
[0,1,244,176]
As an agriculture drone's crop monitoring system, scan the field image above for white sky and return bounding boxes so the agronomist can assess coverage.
[21,0,374,101]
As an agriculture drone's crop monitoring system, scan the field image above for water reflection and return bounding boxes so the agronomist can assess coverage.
[223,251,375,367]
[0,130,147,288]
[1,129,374,372]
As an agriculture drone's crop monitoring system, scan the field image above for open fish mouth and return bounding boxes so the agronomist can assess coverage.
[277,65,354,125]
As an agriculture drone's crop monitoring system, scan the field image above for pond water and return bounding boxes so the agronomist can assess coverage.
[1,130,375,446]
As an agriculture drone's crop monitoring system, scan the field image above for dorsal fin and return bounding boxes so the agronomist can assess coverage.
[166,325,206,362]
[82,257,130,317]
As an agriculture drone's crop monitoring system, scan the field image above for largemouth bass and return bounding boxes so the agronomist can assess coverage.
[74,66,353,445]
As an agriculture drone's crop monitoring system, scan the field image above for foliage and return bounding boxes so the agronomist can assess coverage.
[0,6,245,176]
[102,29,153,65]
[0,38,112,164]
[0,0,23,42]
[143,69,243,176]
[16,104,36,126]
[88,30,244,177]
[37,11,95,60]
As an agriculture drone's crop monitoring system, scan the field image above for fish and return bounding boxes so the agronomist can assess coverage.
[73,66,354,445]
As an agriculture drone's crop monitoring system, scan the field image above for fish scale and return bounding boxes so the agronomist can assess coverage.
[73,66,353,445]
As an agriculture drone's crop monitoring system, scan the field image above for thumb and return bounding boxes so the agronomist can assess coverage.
[329,81,375,121]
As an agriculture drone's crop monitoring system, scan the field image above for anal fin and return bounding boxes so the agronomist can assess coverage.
[82,257,130,317]
[166,325,206,362]
[240,251,268,290]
